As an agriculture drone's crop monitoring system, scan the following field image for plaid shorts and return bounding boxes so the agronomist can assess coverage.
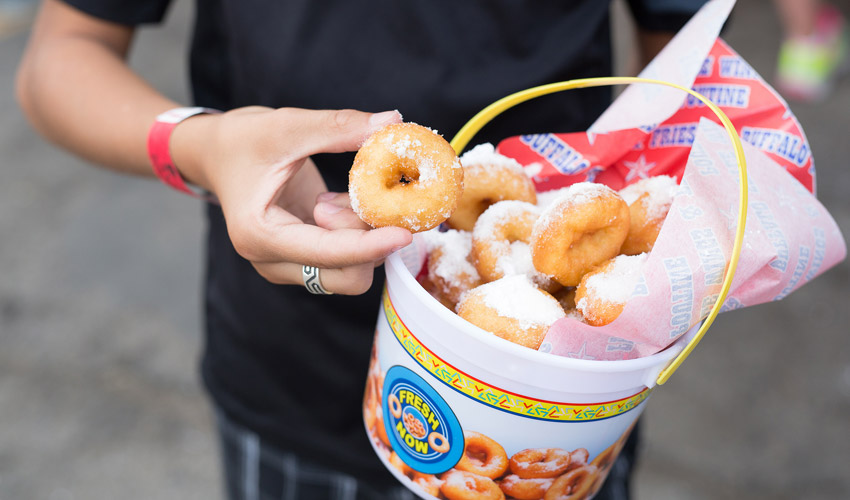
[216,410,637,500]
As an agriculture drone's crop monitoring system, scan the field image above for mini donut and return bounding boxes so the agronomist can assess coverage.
[349,122,463,232]
[455,430,509,479]
[457,275,566,350]
[619,175,678,255]
[363,359,382,440]
[543,465,598,500]
[388,451,413,477]
[531,182,630,287]
[419,272,456,310]
[471,201,558,291]
[498,474,554,500]
[403,411,427,440]
[428,431,451,454]
[448,143,537,231]
[574,253,648,326]
[387,393,403,419]
[567,448,590,471]
[440,470,505,500]
[374,407,391,447]
[412,472,444,497]
[589,434,630,491]
[509,448,573,479]
[362,394,377,438]
[423,229,482,310]
[590,442,618,471]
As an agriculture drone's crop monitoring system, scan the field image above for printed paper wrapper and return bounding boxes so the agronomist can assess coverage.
[493,0,846,360]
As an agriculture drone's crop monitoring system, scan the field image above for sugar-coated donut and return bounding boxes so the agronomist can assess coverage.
[455,431,509,479]
[471,201,538,281]
[448,144,537,231]
[509,448,573,479]
[498,474,554,500]
[543,465,598,500]
[423,229,482,310]
[531,182,630,287]
[567,448,590,471]
[440,470,505,500]
[457,275,565,350]
[349,123,463,232]
[471,201,559,292]
[388,450,413,477]
[575,253,647,326]
[412,472,444,497]
[618,175,678,255]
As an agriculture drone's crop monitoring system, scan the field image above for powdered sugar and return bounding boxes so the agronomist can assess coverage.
[619,175,678,219]
[349,184,361,213]
[479,275,565,330]
[460,143,528,176]
[578,253,648,308]
[535,182,617,234]
[495,241,535,277]
[423,229,480,286]
[444,470,477,489]
[384,134,422,159]
[535,187,570,209]
[561,182,616,207]
[473,200,540,241]
[501,475,554,488]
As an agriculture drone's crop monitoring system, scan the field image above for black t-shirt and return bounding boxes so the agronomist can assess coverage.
[64,0,703,486]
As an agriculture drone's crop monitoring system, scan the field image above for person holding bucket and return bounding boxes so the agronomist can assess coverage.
[16,0,708,498]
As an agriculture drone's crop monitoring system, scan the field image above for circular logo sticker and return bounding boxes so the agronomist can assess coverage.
[382,365,463,474]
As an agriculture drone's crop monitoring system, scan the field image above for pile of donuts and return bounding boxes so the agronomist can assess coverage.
[392,432,616,500]
[349,123,678,350]
[363,348,630,500]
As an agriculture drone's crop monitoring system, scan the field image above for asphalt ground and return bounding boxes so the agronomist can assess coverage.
[1,1,848,499]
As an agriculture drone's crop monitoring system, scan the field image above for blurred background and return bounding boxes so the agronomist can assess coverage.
[1,0,848,499]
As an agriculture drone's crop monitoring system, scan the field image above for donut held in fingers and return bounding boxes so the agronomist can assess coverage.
[349,123,463,232]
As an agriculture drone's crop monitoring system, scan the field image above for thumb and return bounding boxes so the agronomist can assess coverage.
[285,108,402,157]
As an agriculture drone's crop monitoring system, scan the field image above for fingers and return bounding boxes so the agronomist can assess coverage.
[252,260,377,296]
[231,214,411,268]
[251,191,411,267]
[281,108,402,157]
[313,192,372,231]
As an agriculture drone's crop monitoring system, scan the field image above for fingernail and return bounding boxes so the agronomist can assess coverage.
[385,244,406,257]
[369,110,402,128]
[316,191,338,203]
[317,202,343,215]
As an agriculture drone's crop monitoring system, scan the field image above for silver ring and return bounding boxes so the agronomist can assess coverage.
[302,265,332,295]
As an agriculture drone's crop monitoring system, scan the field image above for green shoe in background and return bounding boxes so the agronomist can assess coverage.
[776,5,849,102]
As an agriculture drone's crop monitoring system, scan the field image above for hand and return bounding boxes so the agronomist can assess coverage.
[171,106,412,295]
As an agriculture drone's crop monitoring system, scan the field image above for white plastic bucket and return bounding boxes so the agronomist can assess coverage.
[362,235,699,500]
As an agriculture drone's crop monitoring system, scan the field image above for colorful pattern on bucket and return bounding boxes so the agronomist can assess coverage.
[383,290,650,421]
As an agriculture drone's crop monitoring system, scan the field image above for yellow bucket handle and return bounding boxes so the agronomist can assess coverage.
[449,76,748,386]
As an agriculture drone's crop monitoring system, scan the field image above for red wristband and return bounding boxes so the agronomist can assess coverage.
[147,106,220,199]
